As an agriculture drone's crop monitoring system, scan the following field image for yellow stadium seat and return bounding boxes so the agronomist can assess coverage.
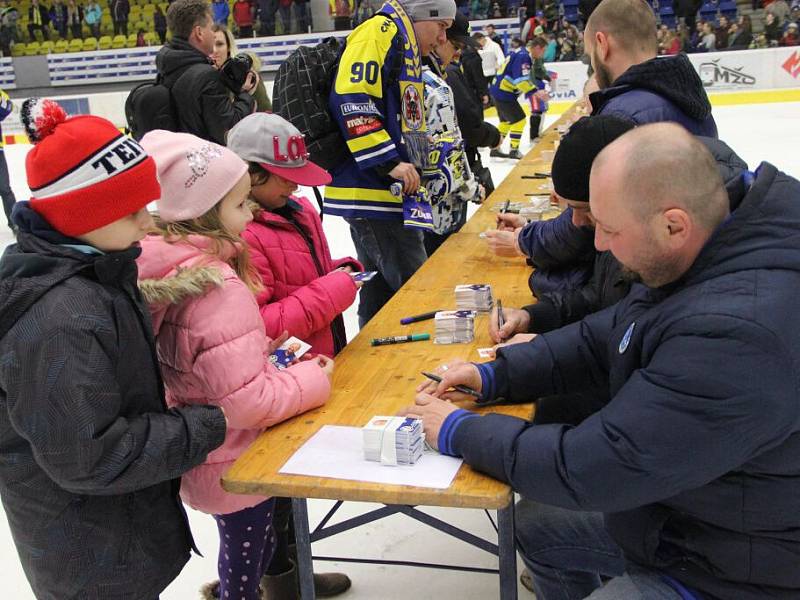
[83,37,98,51]
[111,35,126,49]
[144,31,158,45]
[11,44,25,57]
[127,34,138,48]
[54,39,69,53]
[39,40,54,54]
[68,39,84,52]
[98,35,113,50]
[143,4,155,15]
[25,42,40,56]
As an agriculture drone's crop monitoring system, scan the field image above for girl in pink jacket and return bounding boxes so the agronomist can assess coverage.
[226,113,357,596]
[227,112,363,359]
[136,130,332,600]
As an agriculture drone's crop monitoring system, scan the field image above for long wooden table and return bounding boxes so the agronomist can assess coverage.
[223,107,578,599]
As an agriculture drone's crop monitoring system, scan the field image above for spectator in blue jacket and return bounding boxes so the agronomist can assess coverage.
[212,0,230,24]
[406,124,800,600]
[84,0,102,39]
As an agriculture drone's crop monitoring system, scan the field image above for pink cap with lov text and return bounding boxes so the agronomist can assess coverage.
[227,113,332,187]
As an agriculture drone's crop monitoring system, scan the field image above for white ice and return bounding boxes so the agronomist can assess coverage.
[1,101,799,599]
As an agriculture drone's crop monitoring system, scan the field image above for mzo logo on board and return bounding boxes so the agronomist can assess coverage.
[699,60,756,88]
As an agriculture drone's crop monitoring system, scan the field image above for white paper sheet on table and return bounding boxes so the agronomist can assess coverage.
[279,425,463,489]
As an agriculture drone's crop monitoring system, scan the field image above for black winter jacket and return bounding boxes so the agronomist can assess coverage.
[156,37,254,145]
[456,163,800,599]
[0,205,227,599]
[460,47,488,103]
[445,61,501,151]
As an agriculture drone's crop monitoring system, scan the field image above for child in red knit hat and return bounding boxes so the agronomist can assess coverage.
[0,98,229,600]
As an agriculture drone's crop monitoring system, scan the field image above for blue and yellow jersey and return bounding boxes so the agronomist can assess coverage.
[0,90,12,150]
[326,12,410,220]
[489,49,535,104]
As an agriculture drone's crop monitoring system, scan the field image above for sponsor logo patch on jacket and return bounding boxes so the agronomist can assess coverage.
[345,115,382,136]
[341,101,381,116]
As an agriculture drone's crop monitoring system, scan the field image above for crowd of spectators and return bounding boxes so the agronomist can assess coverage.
[0,0,798,56]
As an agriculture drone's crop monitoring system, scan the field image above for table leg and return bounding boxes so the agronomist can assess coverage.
[291,498,316,600]
[497,503,518,600]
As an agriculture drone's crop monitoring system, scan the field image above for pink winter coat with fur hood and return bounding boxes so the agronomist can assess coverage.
[242,196,362,357]
[137,233,330,516]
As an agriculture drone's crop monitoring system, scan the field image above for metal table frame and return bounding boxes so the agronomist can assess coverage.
[291,497,517,600]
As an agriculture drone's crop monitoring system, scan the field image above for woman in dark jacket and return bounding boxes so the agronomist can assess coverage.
[728,15,753,49]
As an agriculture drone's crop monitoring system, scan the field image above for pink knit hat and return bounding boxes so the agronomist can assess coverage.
[140,130,248,223]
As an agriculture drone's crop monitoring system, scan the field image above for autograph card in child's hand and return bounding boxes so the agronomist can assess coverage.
[352,271,378,282]
[269,336,311,370]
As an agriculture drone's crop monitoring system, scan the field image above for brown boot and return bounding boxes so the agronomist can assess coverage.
[261,561,353,599]
[199,581,220,599]
[287,544,352,597]
[261,563,300,600]
[310,571,352,597]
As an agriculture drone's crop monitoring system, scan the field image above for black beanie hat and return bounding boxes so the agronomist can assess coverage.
[551,115,636,202]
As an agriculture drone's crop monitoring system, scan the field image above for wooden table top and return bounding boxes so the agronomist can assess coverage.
[222,106,580,510]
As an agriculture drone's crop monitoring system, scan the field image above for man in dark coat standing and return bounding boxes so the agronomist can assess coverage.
[156,0,256,145]
[405,124,800,600]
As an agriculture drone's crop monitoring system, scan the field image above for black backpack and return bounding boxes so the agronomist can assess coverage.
[272,36,349,172]
[124,75,179,140]
[273,30,405,173]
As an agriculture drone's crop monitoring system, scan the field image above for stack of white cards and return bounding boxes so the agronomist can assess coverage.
[455,284,494,312]
[434,309,476,344]
[363,416,424,466]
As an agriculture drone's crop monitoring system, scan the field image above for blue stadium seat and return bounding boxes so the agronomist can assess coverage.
[699,1,719,20]
[718,0,737,18]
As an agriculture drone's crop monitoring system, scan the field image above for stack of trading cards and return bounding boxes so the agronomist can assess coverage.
[455,283,493,312]
[434,309,476,344]
[363,416,424,466]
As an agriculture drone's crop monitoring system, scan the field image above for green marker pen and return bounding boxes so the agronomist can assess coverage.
[371,333,430,346]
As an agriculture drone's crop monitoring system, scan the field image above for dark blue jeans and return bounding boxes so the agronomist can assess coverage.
[345,217,428,327]
[294,2,311,32]
[258,0,278,36]
[515,499,683,600]
[0,151,16,228]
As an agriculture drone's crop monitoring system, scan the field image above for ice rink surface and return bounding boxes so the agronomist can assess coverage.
[1,100,798,599]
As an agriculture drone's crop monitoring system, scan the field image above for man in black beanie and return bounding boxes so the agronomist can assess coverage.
[491,115,748,349]
[489,115,635,348]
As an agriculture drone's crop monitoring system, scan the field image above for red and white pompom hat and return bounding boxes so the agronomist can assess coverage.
[22,98,160,237]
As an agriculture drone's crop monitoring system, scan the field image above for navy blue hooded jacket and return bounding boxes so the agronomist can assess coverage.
[523,53,719,296]
[449,163,800,599]
[590,53,718,137]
